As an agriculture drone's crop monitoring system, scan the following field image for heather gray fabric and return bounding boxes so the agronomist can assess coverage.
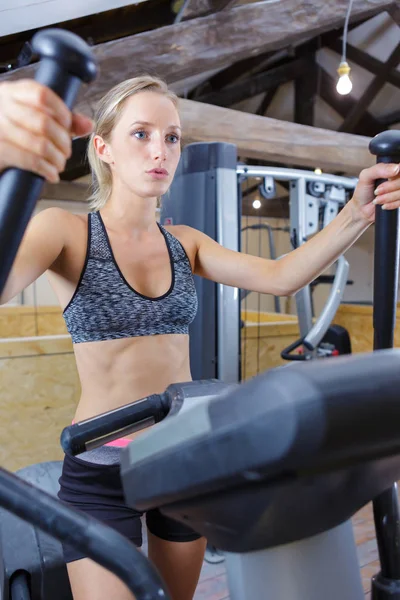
[63,212,198,343]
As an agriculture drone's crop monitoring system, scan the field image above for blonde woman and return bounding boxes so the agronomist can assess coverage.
[0,76,400,600]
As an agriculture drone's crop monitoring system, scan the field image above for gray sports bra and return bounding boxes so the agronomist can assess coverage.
[63,212,198,344]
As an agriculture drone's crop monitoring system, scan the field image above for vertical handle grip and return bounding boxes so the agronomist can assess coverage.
[369,131,400,350]
[0,29,97,296]
[369,131,400,587]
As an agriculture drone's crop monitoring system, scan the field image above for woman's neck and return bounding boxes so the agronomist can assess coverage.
[101,191,158,235]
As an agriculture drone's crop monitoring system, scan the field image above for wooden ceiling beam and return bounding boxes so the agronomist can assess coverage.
[189,48,292,100]
[196,58,309,107]
[256,87,279,117]
[0,0,175,70]
[1,0,395,118]
[294,40,319,127]
[179,98,374,174]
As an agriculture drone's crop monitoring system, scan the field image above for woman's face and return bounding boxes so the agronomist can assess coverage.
[95,91,182,199]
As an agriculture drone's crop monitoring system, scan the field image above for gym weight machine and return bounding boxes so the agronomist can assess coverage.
[162,143,356,375]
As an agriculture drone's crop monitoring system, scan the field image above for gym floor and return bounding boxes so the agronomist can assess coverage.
[191,500,378,599]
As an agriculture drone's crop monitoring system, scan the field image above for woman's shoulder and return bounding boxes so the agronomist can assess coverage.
[161,224,200,266]
[43,206,89,226]
[37,206,87,225]
[162,223,199,240]
[36,207,89,246]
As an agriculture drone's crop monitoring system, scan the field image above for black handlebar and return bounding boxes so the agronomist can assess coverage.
[280,337,313,361]
[369,131,400,589]
[0,29,98,296]
[0,467,170,600]
[370,131,400,351]
[61,393,171,455]
[61,380,229,456]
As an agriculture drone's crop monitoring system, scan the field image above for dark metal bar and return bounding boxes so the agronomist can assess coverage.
[0,29,97,296]
[0,468,169,600]
[61,393,171,455]
[369,131,400,597]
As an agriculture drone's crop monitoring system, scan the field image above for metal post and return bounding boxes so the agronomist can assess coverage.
[370,130,400,599]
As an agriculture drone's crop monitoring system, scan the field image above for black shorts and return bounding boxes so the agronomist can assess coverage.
[57,453,202,563]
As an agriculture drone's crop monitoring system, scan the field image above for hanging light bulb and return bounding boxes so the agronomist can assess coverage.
[253,200,261,209]
[336,61,352,95]
[336,0,354,96]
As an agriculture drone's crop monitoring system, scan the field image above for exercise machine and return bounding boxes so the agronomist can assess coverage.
[118,349,400,600]
[63,355,400,599]
[0,26,400,600]
[63,131,400,600]
[238,162,357,360]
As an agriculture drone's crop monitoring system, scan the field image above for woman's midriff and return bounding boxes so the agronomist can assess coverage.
[72,333,192,442]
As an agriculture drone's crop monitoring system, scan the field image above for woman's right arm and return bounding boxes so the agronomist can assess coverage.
[0,207,68,305]
[0,79,93,304]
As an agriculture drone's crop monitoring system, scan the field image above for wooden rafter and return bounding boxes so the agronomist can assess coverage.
[294,40,319,127]
[256,87,279,117]
[189,48,292,99]
[179,99,374,174]
[0,0,175,70]
[1,0,395,118]
[294,61,318,126]
[195,58,309,107]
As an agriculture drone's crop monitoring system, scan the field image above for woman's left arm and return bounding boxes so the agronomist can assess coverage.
[193,162,400,297]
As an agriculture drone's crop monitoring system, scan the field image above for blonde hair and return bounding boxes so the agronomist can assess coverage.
[87,75,179,211]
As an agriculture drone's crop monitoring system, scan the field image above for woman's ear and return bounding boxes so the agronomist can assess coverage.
[93,135,114,165]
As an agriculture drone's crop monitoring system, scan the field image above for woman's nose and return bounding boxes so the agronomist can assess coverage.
[152,140,167,161]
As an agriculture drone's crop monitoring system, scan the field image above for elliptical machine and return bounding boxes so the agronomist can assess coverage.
[62,131,400,600]
[124,131,400,600]
[0,27,400,600]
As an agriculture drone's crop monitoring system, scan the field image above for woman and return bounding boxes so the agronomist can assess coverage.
[0,75,399,600]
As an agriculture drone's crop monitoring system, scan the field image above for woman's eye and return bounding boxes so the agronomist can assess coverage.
[133,130,147,140]
[167,134,180,144]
